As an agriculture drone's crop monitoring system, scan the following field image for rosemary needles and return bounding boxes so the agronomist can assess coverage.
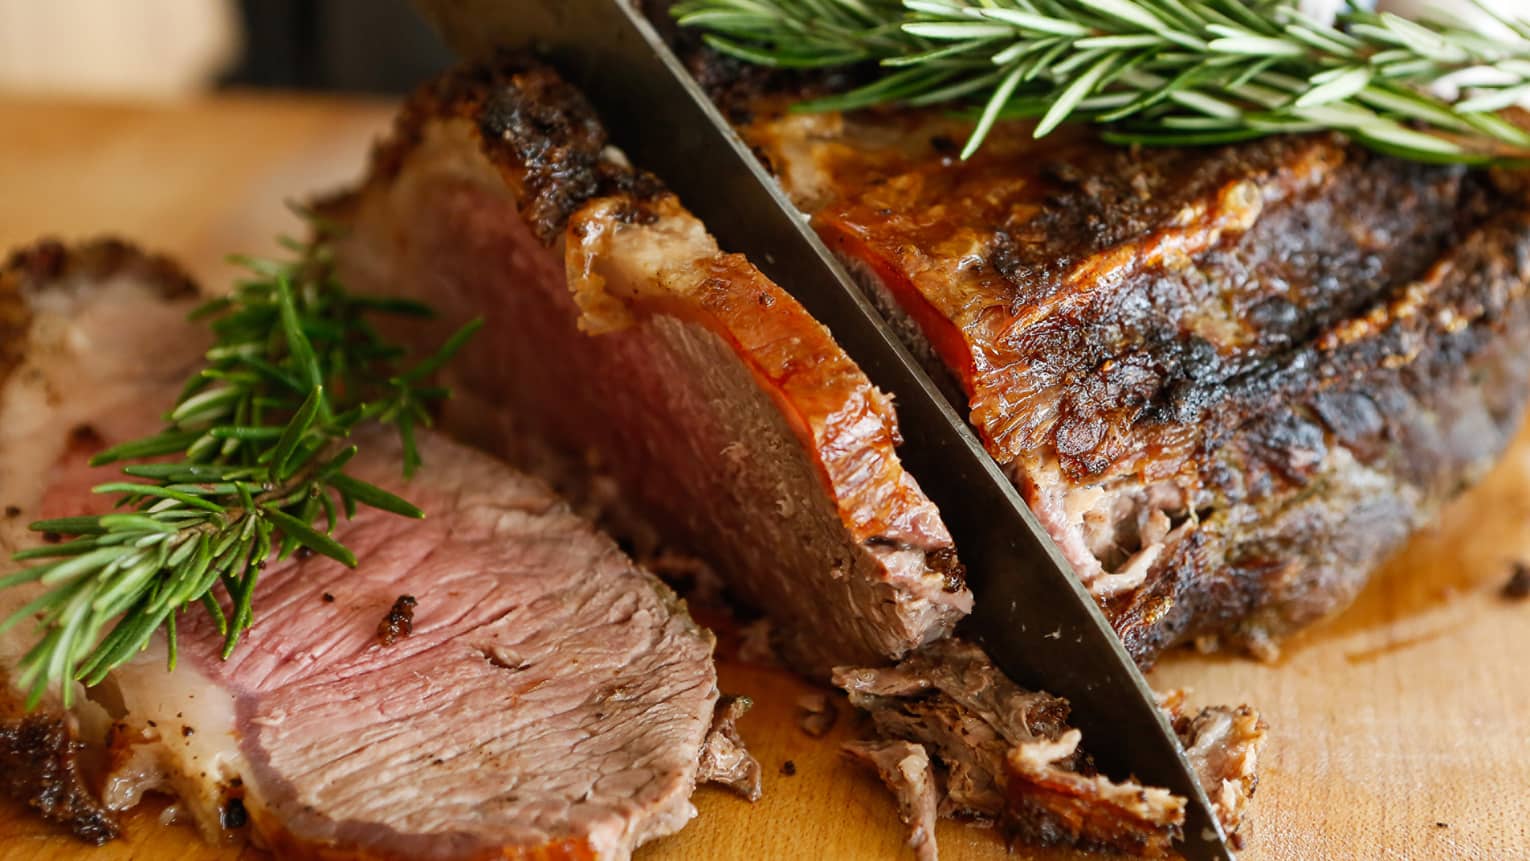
[675,0,1530,163]
[1,236,481,708]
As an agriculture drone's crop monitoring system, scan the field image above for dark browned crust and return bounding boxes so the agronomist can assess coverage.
[742,95,1530,661]
[376,594,416,646]
[0,236,197,392]
[1110,201,1530,658]
[0,713,119,845]
[367,51,664,245]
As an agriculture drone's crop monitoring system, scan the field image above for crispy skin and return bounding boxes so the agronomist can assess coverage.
[365,54,665,245]
[742,106,1530,661]
[323,54,970,670]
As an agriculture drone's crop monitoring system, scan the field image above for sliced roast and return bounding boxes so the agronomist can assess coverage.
[88,430,720,861]
[319,54,971,674]
[732,99,1530,663]
[0,238,205,843]
[1,239,727,860]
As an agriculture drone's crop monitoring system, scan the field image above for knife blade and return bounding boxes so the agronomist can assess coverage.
[412,1,1233,857]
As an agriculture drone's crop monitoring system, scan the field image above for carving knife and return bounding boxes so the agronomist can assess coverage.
[411,1,1234,857]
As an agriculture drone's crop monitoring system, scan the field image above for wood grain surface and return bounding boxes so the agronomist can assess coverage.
[1,93,1527,861]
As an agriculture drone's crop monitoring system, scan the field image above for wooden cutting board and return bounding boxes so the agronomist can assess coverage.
[2,92,1527,861]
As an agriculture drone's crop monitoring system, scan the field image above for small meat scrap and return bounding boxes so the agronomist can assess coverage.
[1163,691,1268,837]
[834,640,1264,858]
[698,695,762,801]
[844,739,939,861]
[1005,731,1184,857]
[376,595,416,646]
[1502,562,1530,600]
[796,692,838,738]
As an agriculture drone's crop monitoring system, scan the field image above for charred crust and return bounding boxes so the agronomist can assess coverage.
[0,237,198,391]
[2,236,197,301]
[367,51,666,245]
[1111,205,1530,659]
[377,594,417,646]
[926,547,966,593]
[0,714,120,845]
[1003,792,1179,858]
[797,95,1530,660]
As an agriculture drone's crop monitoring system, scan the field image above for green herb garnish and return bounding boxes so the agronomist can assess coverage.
[675,0,1530,162]
[2,234,481,708]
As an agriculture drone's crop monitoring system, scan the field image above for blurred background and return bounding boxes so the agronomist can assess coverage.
[0,0,450,98]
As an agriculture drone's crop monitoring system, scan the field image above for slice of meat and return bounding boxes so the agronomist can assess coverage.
[737,103,1530,663]
[86,430,719,861]
[319,53,971,674]
[843,739,939,861]
[834,640,1264,858]
[1,240,729,860]
[0,238,204,843]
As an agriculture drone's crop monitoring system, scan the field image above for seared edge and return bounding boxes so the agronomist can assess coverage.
[0,237,196,389]
[565,194,968,589]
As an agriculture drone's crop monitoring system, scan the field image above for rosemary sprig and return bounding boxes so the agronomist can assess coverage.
[674,0,1530,163]
[1,237,481,708]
